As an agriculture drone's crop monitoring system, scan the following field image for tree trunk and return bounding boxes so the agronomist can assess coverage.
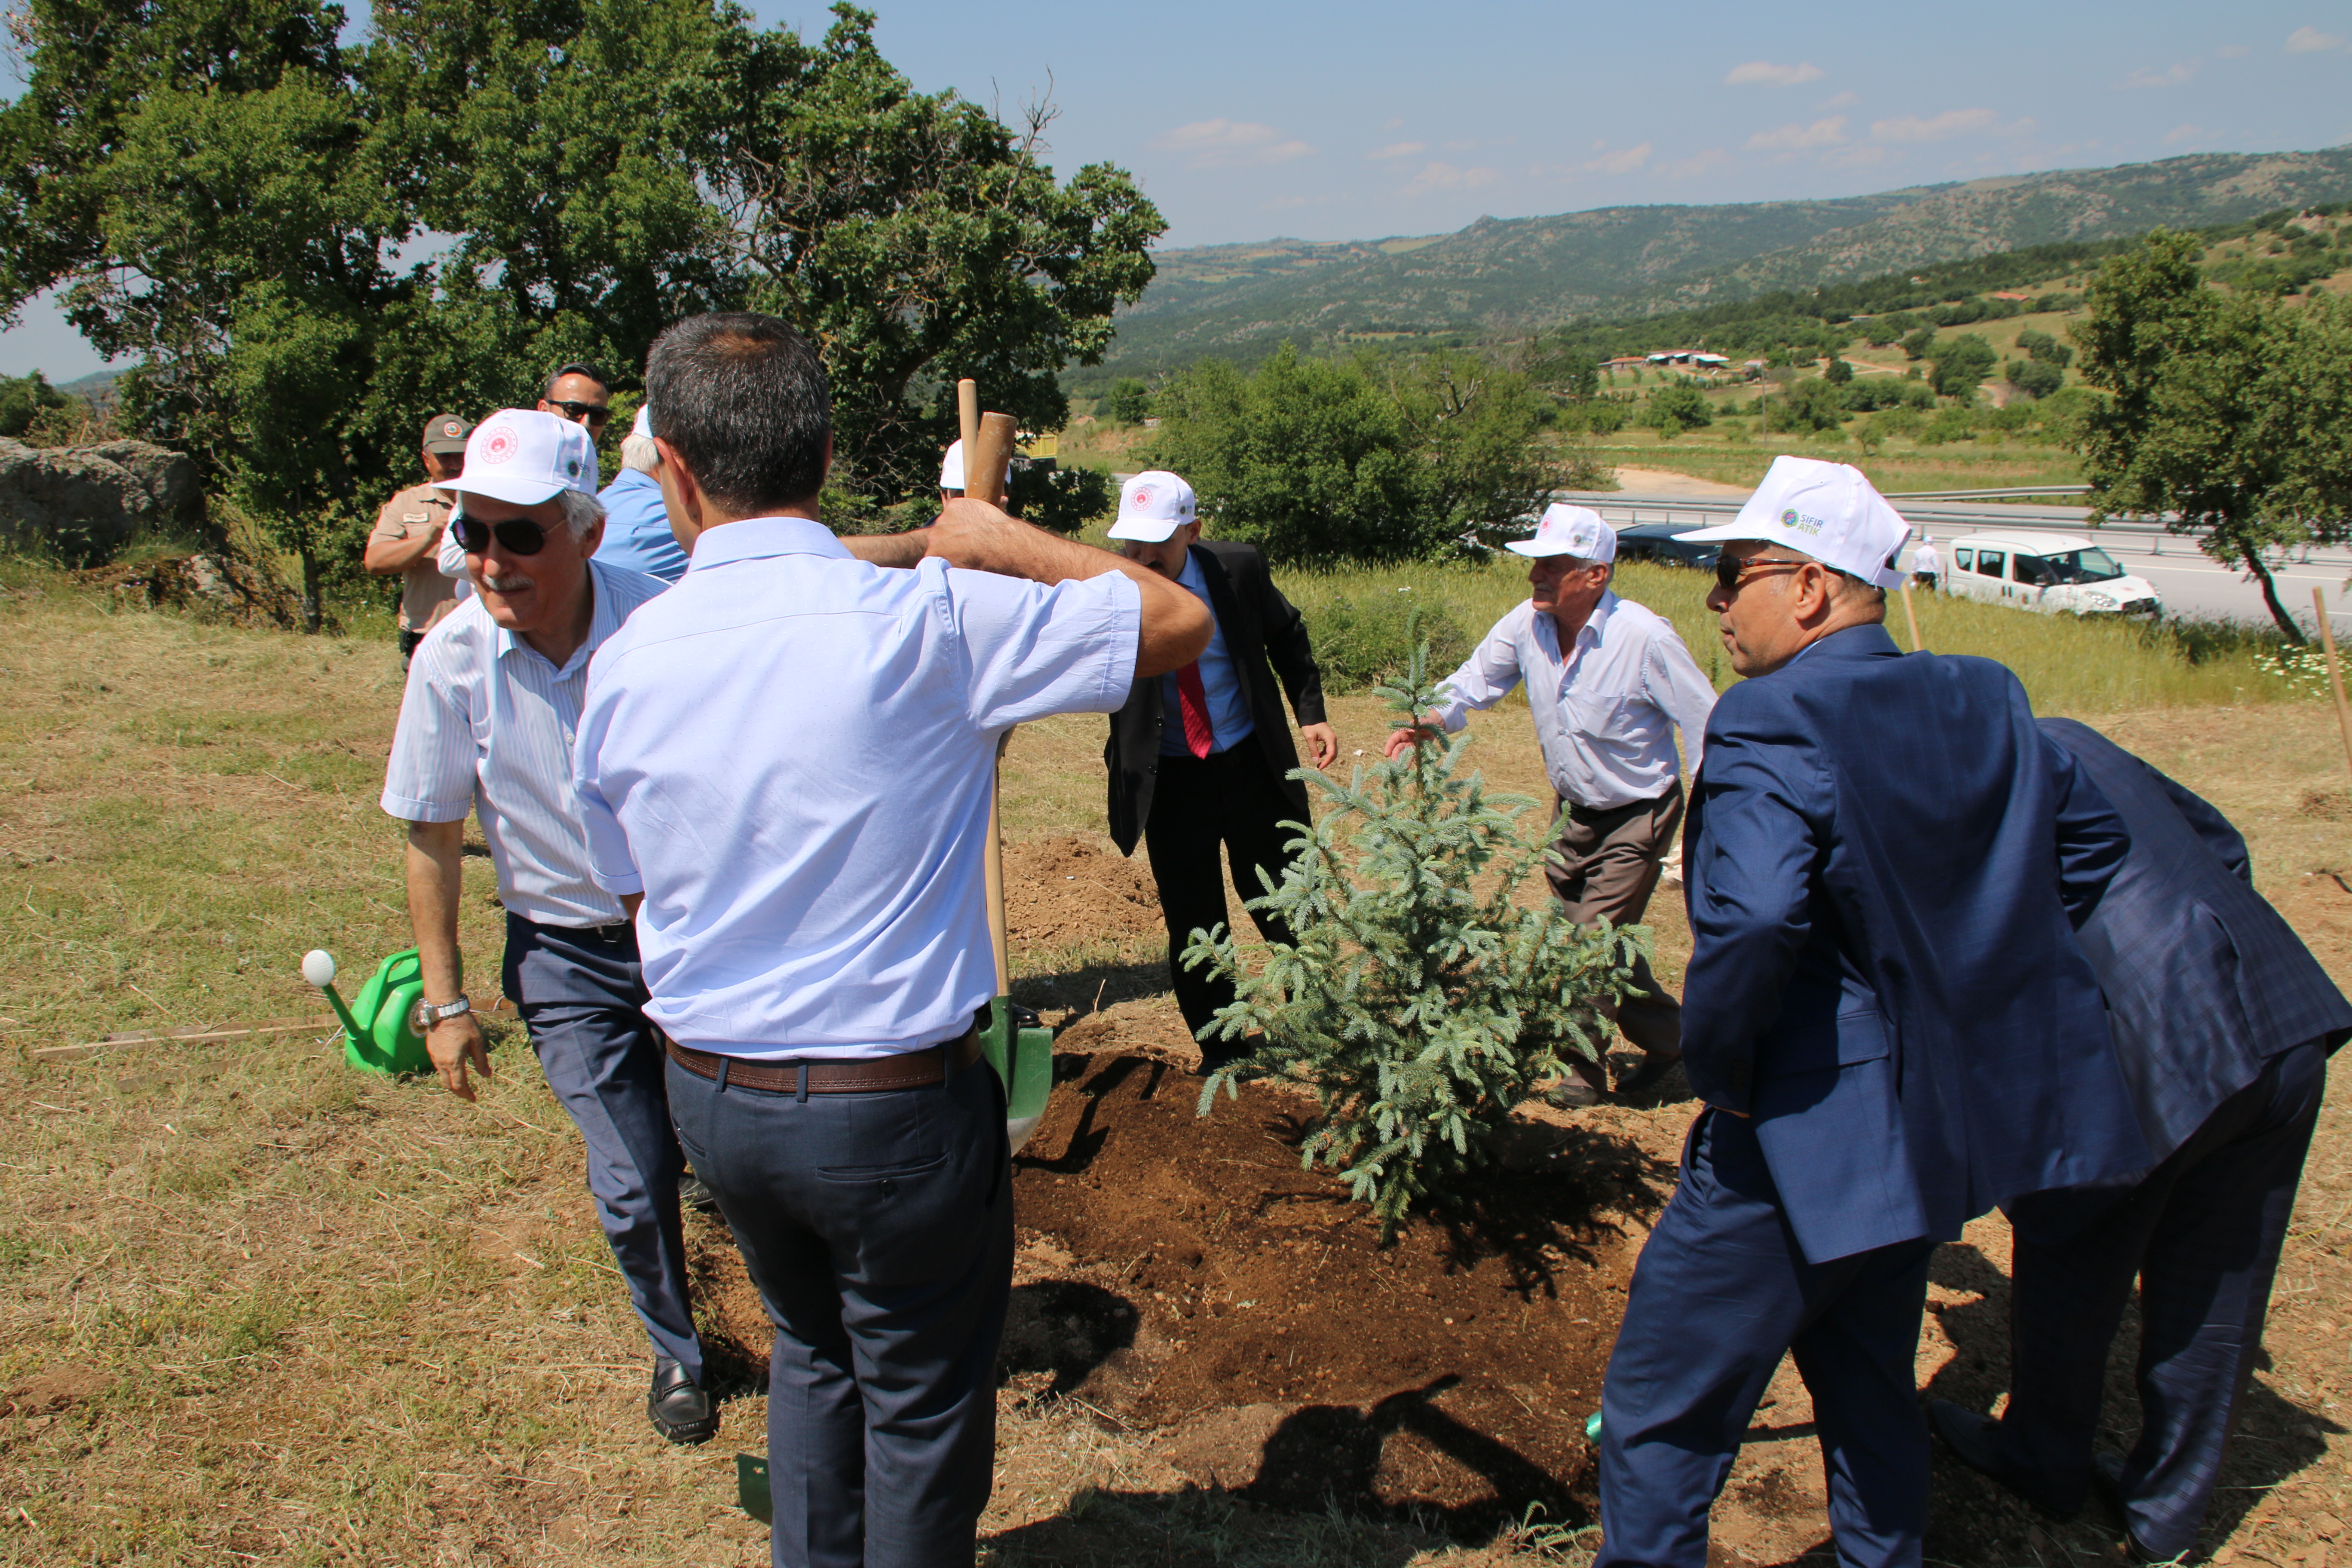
[2242,542,2305,644]
[299,545,323,635]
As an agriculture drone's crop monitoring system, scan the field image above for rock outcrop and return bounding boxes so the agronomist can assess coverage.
[0,437,204,562]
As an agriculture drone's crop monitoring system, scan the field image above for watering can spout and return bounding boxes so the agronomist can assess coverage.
[303,949,368,1044]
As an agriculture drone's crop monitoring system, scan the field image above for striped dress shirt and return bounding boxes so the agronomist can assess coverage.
[381,558,668,926]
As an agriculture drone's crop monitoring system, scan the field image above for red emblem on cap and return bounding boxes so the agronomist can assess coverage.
[481,426,518,464]
[1132,485,1153,506]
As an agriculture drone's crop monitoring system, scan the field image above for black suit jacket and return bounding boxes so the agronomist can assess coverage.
[1106,539,1327,854]
[2038,719,2352,1175]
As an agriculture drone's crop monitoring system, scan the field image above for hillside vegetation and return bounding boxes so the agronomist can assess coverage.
[1091,147,2352,382]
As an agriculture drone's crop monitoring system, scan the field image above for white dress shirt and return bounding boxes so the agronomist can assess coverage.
[380,557,669,925]
[1434,591,1717,811]
[574,517,1142,1060]
[1912,543,1940,576]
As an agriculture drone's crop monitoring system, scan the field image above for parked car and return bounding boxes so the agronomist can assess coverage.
[1615,520,1722,572]
[1942,531,2161,617]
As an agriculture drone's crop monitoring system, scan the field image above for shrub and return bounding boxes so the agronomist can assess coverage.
[1776,376,1849,434]
[1645,383,1713,432]
[2015,328,2074,369]
[2006,358,2065,398]
[1102,377,1152,425]
[1188,642,1642,1236]
[0,372,71,438]
[1825,356,1854,385]
[1919,406,1980,445]
[1899,327,1937,360]
[1929,333,1999,399]
[1307,594,1471,692]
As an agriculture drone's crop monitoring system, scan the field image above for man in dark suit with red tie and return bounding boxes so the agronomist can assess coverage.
[1104,471,1337,1072]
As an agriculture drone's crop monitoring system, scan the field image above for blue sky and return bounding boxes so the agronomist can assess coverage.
[6,0,2351,378]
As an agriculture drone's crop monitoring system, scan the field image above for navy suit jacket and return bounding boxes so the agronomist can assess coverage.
[2037,718,2351,1171]
[1682,624,2148,1264]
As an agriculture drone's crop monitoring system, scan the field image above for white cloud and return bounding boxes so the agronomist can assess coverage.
[1149,119,1317,168]
[2286,24,2347,52]
[1871,108,2032,142]
[1724,60,1824,87]
[1369,141,1427,160]
[1584,142,1653,175]
[1747,116,1847,151]
[1396,160,1501,196]
[1665,147,1732,179]
[2122,61,2199,87]
[2162,123,2208,145]
[1816,90,1860,109]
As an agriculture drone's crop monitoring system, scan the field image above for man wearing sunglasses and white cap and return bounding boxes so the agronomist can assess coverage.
[1592,456,2146,1568]
[379,408,717,1448]
[1387,502,1715,1106]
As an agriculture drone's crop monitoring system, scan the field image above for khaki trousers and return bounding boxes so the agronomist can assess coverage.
[1547,781,1684,1079]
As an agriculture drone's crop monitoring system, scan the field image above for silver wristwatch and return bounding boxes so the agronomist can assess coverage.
[413,994,473,1031]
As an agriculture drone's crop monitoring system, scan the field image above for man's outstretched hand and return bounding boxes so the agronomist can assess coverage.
[1383,718,1446,760]
[1299,722,1339,770]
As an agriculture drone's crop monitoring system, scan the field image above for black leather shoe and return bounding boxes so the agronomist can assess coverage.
[2092,1452,2186,1565]
[1614,1050,1681,1096]
[1927,1399,2076,1520]
[679,1171,720,1215]
[1545,1076,1603,1109]
[649,1361,717,1446]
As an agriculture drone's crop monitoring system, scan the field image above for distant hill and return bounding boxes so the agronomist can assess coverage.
[55,370,121,401]
[1098,147,2352,377]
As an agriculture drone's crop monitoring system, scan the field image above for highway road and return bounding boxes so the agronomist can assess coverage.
[1566,492,2352,637]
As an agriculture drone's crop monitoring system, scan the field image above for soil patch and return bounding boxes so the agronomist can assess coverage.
[689,1050,1677,1539]
[1002,835,1164,947]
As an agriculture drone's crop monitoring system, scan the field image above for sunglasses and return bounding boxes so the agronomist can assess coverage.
[548,399,611,425]
[1713,555,1810,593]
[453,514,551,556]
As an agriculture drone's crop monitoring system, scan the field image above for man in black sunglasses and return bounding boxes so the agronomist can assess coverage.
[381,407,716,1452]
[539,361,612,432]
[1592,455,2142,1568]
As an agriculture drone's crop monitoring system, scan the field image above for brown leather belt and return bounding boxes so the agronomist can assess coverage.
[662,1028,980,1095]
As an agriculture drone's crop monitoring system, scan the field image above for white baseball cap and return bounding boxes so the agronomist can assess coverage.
[1508,503,1616,562]
[450,409,602,507]
[1675,456,1911,589]
[939,439,965,491]
[1107,470,1198,542]
[631,404,653,441]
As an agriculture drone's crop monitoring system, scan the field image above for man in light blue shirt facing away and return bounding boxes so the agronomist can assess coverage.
[573,312,1210,1568]
[591,406,690,582]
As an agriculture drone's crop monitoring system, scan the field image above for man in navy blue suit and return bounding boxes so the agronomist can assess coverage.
[1595,457,2148,1568]
[1929,720,2350,1564]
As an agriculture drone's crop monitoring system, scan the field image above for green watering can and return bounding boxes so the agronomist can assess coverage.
[981,996,1054,1157]
[301,948,456,1076]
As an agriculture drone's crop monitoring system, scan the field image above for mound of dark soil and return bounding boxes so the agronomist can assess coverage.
[689,1049,1676,1538]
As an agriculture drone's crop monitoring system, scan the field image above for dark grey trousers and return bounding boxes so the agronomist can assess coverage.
[666,1044,1013,1568]
[502,913,702,1381]
[1997,1040,2327,1557]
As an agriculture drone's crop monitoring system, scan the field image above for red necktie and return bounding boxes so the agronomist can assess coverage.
[1175,661,1215,759]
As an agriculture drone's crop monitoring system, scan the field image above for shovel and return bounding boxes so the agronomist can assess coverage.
[959,379,1054,1155]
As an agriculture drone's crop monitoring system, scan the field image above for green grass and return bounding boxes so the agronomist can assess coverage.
[1268,556,2310,716]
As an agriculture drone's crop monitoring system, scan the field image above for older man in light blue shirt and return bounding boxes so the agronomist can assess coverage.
[380,408,717,1448]
[573,312,1210,1568]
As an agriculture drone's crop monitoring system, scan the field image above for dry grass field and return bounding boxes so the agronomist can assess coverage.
[1,554,2347,1565]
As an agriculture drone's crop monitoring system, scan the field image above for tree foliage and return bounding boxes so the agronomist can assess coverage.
[2073,230,2352,640]
[1645,382,1713,433]
[0,0,1160,608]
[0,372,72,438]
[1186,643,1641,1237]
[1146,343,1561,565]
[1928,333,1998,399]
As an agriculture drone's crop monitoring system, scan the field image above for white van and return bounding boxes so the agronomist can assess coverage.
[1942,532,2161,618]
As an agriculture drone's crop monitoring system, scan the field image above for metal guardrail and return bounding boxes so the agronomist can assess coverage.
[1881,485,2094,501]
[1552,491,2352,572]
